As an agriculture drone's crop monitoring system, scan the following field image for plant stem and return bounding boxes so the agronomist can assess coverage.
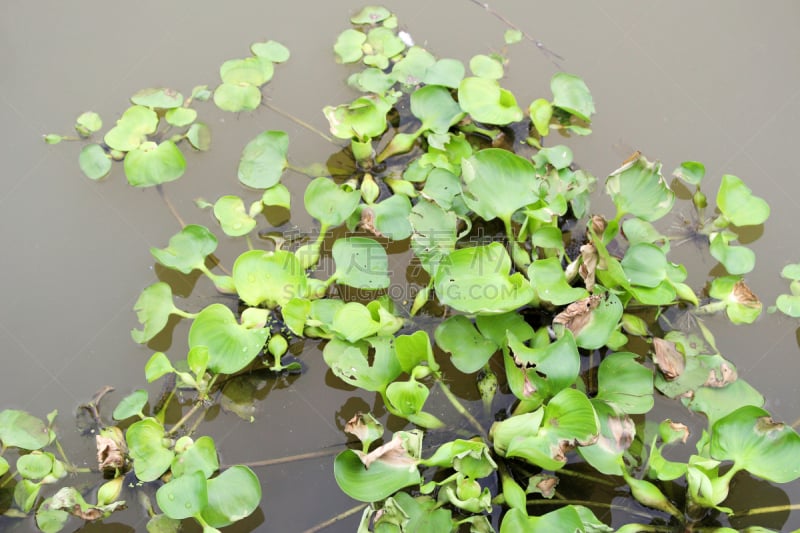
[694,301,727,316]
[156,184,186,228]
[167,401,206,436]
[732,502,800,517]
[435,375,488,440]
[302,502,368,533]
[556,467,617,487]
[233,447,345,469]
[526,498,658,522]
[465,0,564,66]
[264,102,334,143]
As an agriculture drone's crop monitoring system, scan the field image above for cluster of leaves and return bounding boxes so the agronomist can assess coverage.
[22,4,800,533]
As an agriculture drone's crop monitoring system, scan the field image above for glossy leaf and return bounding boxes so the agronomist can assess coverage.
[127,418,174,482]
[711,405,800,483]
[261,183,290,209]
[717,174,770,226]
[550,72,595,122]
[528,257,588,305]
[529,98,553,137]
[213,195,257,237]
[113,389,148,420]
[131,282,178,343]
[605,152,674,221]
[17,452,53,480]
[237,130,288,189]
[323,95,390,141]
[213,82,262,112]
[469,54,504,79]
[505,330,580,403]
[233,249,307,307]
[333,448,420,502]
[251,40,290,62]
[334,28,367,63]
[188,303,269,374]
[709,231,756,275]
[708,275,762,324]
[331,237,390,289]
[433,242,535,314]
[411,84,465,134]
[673,161,705,186]
[164,107,196,127]
[171,436,219,479]
[156,470,207,519]
[124,140,186,187]
[458,77,523,125]
[201,466,262,527]
[151,224,217,274]
[0,409,50,450]
[323,337,401,392]
[75,111,102,136]
[595,352,654,414]
[131,88,183,109]
[461,148,538,223]
[304,177,361,227]
[186,122,211,151]
[104,105,158,151]
[220,57,272,86]
[79,144,112,180]
[434,315,497,374]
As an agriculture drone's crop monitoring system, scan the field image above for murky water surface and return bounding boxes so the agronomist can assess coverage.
[2,1,800,531]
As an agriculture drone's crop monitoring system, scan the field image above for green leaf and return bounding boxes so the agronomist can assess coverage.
[386,379,429,416]
[78,144,112,180]
[323,95,390,141]
[213,82,262,112]
[127,418,175,482]
[251,40,290,62]
[104,105,158,151]
[366,194,413,239]
[188,303,268,375]
[261,183,290,209]
[461,148,539,223]
[621,243,668,288]
[595,352,654,414]
[673,161,705,186]
[124,140,186,187]
[708,275,762,324]
[0,409,50,450]
[434,242,535,314]
[164,107,197,127]
[334,28,367,63]
[331,237,390,289]
[132,282,178,344]
[709,231,755,275]
[323,337,401,392]
[469,54,504,79]
[458,77,523,125]
[171,436,219,479]
[330,302,381,343]
[233,249,307,307]
[145,352,175,382]
[75,111,103,136]
[351,5,392,24]
[423,58,465,89]
[156,470,208,519]
[201,465,262,527]
[187,345,209,378]
[131,88,184,109]
[17,452,54,480]
[113,389,148,420]
[687,378,765,427]
[219,57,272,86]
[304,177,361,227]
[237,130,288,189]
[711,405,800,483]
[186,122,211,151]
[213,195,257,237]
[716,174,770,226]
[577,400,631,475]
[333,448,420,502]
[528,257,588,305]
[605,152,674,221]
[395,330,434,373]
[529,98,553,137]
[434,315,497,374]
[550,72,595,122]
[410,85,465,134]
[504,29,523,44]
[505,330,580,403]
[151,224,217,275]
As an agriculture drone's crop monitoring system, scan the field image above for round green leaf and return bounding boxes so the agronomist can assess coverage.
[461,148,539,222]
[323,95,391,141]
[331,237,390,289]
[351,5,392,24]
[566,293,624,350]
[237,130,288,189]
[151,224,217,275]
[469,54,504,79]
[188,303,269,374]
[232,249,308,307]
[386,379,429,416]
[458,77,523,125]
[334,449,420,502]
[334,28,367,63]
[131,88,184,109]
[423,58,465,88]
[529,98,553,137]
[605,152,674,221]
[506,330,580,403]
[131,282,176,344]
[79,143,112,180]
[434,242,535,314]
[595,352,654,414]
[304,177,361,227]
[156,470,207,519]
[0,409,50,450]
[213,82,262,112]
[434,315,497,374]
[17,452,54,480]
[104,105,158,152]
[711,405,800,483]
[673,161,705,186]
[186,122,211,151]
[330,302,381,343]
[528,257,588,305]
[124,140,186,187]
[145,352,175,382]
[709,232,755,275]
[127,418,174,482]
[113,389,148,420]
[220,57,272,86]
[201,465,262,528]
[250,40,290,62]
[717,174,770,226]
[776,293,800,317]
[364,194,412,239]
[164,107,197,127]
[0,456,8,477]
[621,243,668,288]
[213,195,256,237]
[550,72,595,122]
[409,85,465,136]
[171,436,219,479]
[75,111,102,136]
[261,183,290,209]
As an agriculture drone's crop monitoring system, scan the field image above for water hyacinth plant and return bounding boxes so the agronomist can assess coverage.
[10,3,798,532]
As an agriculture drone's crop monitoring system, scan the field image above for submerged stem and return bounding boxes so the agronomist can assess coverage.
[156,184,186,228]
[167,401,206,436]
[232,446,344,469]
[526,498,658,522]
[264,102,334,143]
[732,502,800,517]
[435,375,488,440]
[302,502,368,533]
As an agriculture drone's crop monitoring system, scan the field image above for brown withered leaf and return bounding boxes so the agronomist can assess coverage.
[527,474,559,499]
[669,421,690,444]
[359,207,385,238]
[608,415,636,450]
[579,243,598,292]
[732,279,760,308]
[553,294,602,335]
[356,434,416,470]
[589,215,607,237]
[96,427,127,472]
[652,337,685,380]
[704,361,737,387]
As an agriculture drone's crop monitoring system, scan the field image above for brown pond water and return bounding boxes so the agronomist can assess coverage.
[2,1,800,531]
